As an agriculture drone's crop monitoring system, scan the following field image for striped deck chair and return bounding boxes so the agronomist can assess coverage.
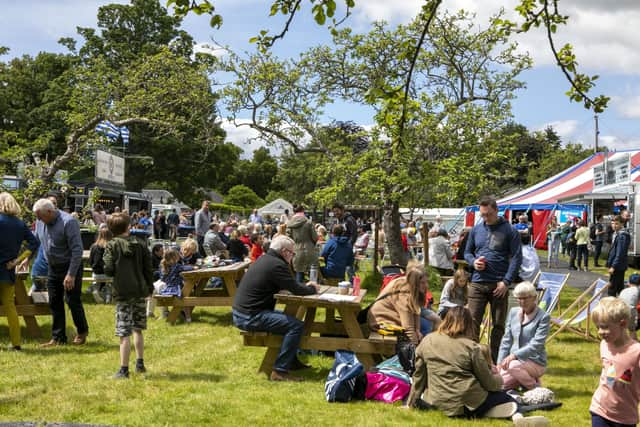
[547,278,609,342]
[536,272,569,315]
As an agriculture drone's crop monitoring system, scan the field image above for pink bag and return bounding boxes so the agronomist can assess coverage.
[365,372,410,403]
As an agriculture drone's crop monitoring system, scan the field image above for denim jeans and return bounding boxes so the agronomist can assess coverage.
[232,309,304,373]
[47,262,88,343]
[295,271,305,285]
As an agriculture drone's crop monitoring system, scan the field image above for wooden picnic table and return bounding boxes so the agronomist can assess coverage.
[0,271,50,338]
[243,285,396,376]
[154,260,251,324]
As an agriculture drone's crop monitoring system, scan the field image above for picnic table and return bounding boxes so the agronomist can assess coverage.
[154,260,251,324]
[0,271,50,338]
[242,285,396,376]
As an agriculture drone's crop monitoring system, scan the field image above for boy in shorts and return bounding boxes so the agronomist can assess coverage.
[590,297,640,426]
[104,212,154,379]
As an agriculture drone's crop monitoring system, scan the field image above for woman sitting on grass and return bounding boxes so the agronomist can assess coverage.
[406,306,549,426]
[497,281,550,391]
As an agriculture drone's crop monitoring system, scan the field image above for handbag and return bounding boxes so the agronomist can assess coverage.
[395,332,416,375]
[364,372,410,403]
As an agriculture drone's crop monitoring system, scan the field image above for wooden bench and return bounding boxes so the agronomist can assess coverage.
[240,328,396,374]
[0,272,51,338]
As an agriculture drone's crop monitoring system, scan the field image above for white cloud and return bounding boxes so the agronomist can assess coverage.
[612,94,640,119]
[538,120,578,140]
[597,135,640,151]
[350,0,640,75]
[193,42,226,58]
[220,119,280,159]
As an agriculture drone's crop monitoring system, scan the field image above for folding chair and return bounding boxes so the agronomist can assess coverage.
[547,278,609,342]
[535,272,569,315]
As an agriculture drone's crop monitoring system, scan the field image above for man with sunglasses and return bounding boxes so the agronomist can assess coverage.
[232,235,320,381]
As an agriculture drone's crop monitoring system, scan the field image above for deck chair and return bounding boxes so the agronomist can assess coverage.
[547,278,609,342]
[536,272,569,315]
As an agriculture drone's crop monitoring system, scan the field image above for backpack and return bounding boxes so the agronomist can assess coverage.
[589,224,596,240]
[325,351,367,402]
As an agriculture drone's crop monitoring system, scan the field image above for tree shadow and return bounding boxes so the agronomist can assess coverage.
[547,366,599,377]
[548,386,594,399]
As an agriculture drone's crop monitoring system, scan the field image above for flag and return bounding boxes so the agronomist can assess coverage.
[120,127,130,145]
[95,120,120,141]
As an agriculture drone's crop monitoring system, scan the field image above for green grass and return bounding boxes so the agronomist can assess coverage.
[0,270,611,427]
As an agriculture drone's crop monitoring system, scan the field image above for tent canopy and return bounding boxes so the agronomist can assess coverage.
[258,198,293,216]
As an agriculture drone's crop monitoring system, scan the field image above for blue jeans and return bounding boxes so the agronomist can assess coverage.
[295,271,305,285]
[233,309,304,373]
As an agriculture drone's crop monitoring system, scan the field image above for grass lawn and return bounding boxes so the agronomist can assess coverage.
[0,268,611,427]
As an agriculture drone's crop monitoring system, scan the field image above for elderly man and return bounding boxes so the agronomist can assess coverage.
[33,198,89,346]
[232,235,319,381]
[194,200,212,256]
[203,222,227,257]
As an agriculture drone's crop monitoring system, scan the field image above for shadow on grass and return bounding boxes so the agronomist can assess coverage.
[193,311,233,324]
[156,372,226,382]
[23,341,115,355]
[549,387,594,399]
[548,335,600,344]
[547,366,599,377]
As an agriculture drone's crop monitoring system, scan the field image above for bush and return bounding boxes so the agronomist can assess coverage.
[426,266,442,291]
[361,270,382,292]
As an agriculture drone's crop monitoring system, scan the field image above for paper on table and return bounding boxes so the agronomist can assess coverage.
[318,294,357,302]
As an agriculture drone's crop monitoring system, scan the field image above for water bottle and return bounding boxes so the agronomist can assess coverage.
[309,264,318,283]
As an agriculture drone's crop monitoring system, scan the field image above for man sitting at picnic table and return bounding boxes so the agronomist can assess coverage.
[232,235,320,382]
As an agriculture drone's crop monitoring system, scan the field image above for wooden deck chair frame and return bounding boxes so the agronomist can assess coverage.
[479,304,491,344]
[547,279,609,342]
[535,271,569,315]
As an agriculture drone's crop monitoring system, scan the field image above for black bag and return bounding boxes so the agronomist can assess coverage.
[396,332,416,375]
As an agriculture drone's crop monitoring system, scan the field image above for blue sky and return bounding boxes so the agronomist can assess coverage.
[2,0,639,156]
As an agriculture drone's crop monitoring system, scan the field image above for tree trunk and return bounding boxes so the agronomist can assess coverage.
[383,198,405,266]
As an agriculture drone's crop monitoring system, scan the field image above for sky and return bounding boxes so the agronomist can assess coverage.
[1,0,639,157]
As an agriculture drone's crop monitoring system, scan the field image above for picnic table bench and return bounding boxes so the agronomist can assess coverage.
[154,260,250,324]
[0,272,50,338]
[241,285,396,376]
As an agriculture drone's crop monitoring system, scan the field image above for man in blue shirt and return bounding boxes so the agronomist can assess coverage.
[33,198,89,346]
[464,196,522,362]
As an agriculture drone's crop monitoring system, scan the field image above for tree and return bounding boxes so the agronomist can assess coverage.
[1,0,226,208]
[222,147,279,198]
[224,184,265,208]
[218,10,530,264]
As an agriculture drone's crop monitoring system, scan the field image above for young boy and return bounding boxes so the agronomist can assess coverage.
[103,212,154,379]
[590,297,640,426]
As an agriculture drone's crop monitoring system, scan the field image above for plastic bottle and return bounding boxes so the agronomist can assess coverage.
[309,264,318,283]
[352,275,361,296]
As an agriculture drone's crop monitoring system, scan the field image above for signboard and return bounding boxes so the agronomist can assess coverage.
[95,149,125,186]
[558,209,583,224]
[594,153,630,188]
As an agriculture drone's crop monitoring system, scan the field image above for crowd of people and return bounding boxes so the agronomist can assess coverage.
[2,191,640,427]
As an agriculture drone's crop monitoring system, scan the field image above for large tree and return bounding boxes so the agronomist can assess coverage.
[218,10,530,264]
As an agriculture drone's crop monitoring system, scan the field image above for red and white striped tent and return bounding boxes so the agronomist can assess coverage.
[465,150,640,248]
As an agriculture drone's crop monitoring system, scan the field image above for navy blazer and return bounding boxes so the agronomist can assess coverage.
[0,214,39,283]
[607,230,630,271]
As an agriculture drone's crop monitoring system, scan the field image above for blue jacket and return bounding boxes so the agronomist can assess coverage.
[607,229,630,271]
[321,236,353,279]
[464,216,522,285]
[0,214,39,284]
[159,263,194,298]
[498,306,550,368]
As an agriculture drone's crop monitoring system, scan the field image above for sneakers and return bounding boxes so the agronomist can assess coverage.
[513,414,550,426]
[113,368,129,379]
[485,402,518,418]
[7,345,21,351]
[135,359,146,374]
[270,370,303,382]
[92,289,104,304]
